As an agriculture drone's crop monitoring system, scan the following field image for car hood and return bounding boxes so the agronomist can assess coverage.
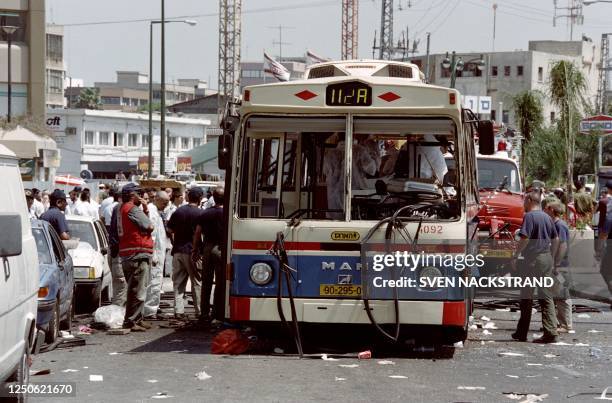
[68,242,97,267]
[478,190,524,222]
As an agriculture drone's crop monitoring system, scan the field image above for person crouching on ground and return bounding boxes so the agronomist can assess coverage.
[511,189,560,344]
[545,200,572,333]
[117,183,154,332]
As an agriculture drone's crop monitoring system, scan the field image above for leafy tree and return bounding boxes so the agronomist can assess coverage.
[524,126,565,185]
[511,90,544,179]
[547,60,588,199]
[75,87,102,110]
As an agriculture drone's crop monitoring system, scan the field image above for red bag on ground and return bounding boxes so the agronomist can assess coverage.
[211,329,250,355]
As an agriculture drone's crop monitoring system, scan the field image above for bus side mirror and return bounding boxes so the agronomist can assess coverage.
[478,120,495,155]
[218,132,233,170]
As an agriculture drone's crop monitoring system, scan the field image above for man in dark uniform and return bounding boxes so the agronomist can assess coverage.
[512,189,559,343]
[192,187,225,322]
[40,189,70,240]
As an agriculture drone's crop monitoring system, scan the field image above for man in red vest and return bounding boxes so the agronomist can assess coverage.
[117,183,154,331]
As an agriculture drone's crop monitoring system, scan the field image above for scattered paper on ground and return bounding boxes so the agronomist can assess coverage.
[458,386,486,390]
[483,322,498,329]
[498,352,525,357]
[588,329,602,333]
[453,341,464,348]
[481,315,491,321]
[483,330,492,336]
[503,393,549,402]
[576,313,590,319]
[388,375,408,379]
[147,380,159,383]
[527,363,542,366]
[62,369,79,373]
[506,374,519,378]
[335,377,346,381]
[338,364,359,368]
[109,352,123,355]
[195,371,211,380]
[151,392,173,399]
[543,354,558,358]
[322,354,338,361]
[89,375,103,382]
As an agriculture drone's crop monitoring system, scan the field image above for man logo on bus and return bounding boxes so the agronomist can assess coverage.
[321,262,362,271]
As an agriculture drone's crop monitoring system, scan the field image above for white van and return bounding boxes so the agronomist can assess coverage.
[0,144,40,389]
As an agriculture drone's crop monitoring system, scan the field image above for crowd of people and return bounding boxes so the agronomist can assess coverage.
[26,181,225,333]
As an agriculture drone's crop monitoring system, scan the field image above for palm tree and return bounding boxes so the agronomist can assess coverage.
[511,90,544,179]
[75,88,102,110]
[547,60,588,200]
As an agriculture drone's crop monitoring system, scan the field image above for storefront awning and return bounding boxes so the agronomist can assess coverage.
[180,137,218,166]
[0,126,57,159]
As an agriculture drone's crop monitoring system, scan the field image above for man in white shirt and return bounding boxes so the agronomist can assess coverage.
[66,187,82,215]
[73,188,100,219]
[99,187,116,225]
[30,188,45,218]
[144,191,170,319]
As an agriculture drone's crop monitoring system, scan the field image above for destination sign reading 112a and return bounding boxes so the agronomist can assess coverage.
[326,82,372,107]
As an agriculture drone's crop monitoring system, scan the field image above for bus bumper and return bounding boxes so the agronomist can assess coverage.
[229,297,466,326]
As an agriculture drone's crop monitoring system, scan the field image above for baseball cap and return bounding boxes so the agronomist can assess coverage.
[50,189,67,201]
[188,186,204,200]
[121,183,141,195]
[72,186,82,193]
[606,180,612,189]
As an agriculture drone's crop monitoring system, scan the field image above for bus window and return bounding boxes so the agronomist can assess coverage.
[238,117,347,220]
[350,117,460,221]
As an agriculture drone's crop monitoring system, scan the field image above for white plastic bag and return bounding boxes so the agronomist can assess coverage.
[94,305,125,329]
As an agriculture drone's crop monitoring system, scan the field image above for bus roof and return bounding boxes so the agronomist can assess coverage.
[241,60,460,115]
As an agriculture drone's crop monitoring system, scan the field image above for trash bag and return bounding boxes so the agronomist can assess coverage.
[94,305,125,329]
[211,329,250,355]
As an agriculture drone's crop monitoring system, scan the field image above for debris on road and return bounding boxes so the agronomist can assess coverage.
[89,375,103,382]
[211,330,250,355]
[108,352,123,355]
[335,377,346,381]
[543,354,559,358]
[273,347,284,354]
[482,330,492,336]
[483,322,498,329]
[147,380,159,383]
[576,313,591,319]
[195,371,211,380]
[62,369,79,373]
[151,392,173,399]
[78,325,94,335]
[358,350,371,360]
[453,341,464,348]
[107,328,130,335]
[94,305,125,329]
[526,363,542,366]
[506,374,520,378]
[321,354,338,361]
[388,375,408,379]
[338,364,359,368]
[588,329,602,333]
[498,352,525,357]
[503,392,549,402]
[377,360,395,365]
[480,315,491,321]
[458,386,486,390]
[30,368,51,376]
[59,330,74,339]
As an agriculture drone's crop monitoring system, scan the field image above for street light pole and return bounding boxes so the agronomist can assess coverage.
[2,26,18,122]
[442,51,485,89]
[148,22,154,177]
[147,18,196,178]
[160,0,166,176]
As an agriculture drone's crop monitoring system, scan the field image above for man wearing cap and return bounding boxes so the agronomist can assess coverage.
[40,190,70,240]
[168,187,204,319]
[117,183,154,331]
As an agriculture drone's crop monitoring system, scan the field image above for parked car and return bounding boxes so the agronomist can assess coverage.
[66,215,112,312]
[32,220,75,343]
[0,144,41,393]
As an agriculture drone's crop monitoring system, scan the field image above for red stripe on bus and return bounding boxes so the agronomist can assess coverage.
[442,301,467,326]
[229,296,251,321]
[232,240,465,253]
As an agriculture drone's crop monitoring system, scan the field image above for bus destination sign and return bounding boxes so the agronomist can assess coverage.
[326,81,372,107]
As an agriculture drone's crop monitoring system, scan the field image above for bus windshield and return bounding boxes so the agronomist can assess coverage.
[477,159,521,192]
[237,116,460,221]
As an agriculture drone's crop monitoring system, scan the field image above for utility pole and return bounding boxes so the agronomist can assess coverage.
[424,32,431,82]
[218,0,242,118]
[596,33,612,114]
[341,0,359,60]
[492,3,497,52]
[268,25,294,62]
[553,0,583,41]
[379,0,393,60]
[160,0,166,175]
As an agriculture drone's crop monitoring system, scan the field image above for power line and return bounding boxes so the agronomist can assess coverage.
[429,0,461,35]
[59,1,337,27]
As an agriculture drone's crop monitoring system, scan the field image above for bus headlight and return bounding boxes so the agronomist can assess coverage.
[250,263,273,285]
[419,266,443,290]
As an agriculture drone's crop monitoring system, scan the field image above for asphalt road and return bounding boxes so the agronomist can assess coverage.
[29,296,612,403]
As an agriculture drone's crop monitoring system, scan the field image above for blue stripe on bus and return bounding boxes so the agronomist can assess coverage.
[230,254,467,300]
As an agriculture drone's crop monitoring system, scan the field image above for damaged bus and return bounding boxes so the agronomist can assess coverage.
[217,60,495,348]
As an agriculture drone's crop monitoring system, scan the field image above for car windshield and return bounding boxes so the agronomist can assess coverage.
[477,159,521,192]
[67,220,98,250]
[33,228,53,265]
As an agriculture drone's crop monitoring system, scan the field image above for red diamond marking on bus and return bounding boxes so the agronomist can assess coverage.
[295,90,317,100]
[378,92,401,102]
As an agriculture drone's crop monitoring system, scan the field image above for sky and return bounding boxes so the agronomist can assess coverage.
[47,0,612,88]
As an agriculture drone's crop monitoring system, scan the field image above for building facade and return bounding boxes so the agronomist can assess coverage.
[46,108,211,178]
[411,39,600,127]
[46,23,65,109]
[65,71,211,112]
[0,0,46,119]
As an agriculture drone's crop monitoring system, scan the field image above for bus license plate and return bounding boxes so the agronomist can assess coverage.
[320,284,362,297]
